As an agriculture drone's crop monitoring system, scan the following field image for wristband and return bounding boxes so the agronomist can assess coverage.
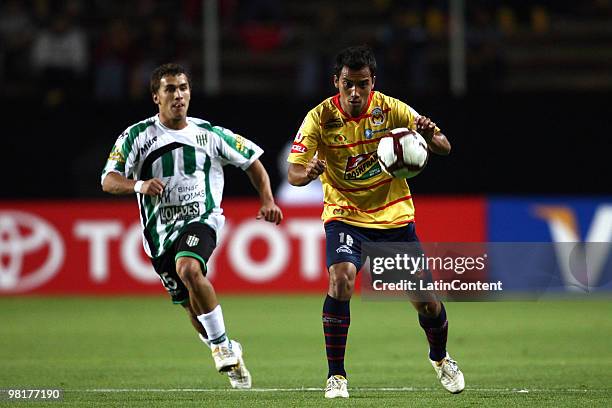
[134,180,144,193]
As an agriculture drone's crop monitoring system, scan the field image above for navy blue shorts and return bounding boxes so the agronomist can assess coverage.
[324,220,419,271]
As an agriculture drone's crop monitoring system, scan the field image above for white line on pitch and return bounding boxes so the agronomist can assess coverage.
[75,387,608,393]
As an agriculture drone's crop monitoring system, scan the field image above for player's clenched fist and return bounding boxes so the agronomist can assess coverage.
[416,115,436,141]
[305,157,326,181]
[139,178,165,196]
[256,202,284,225]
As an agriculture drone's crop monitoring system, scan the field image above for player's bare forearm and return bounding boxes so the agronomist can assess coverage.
[245,160,274,203]
[102,172,165,196]
[102,172,138,195]
[246,160,283,224]
[415,115,450,155]
[288,160,326,186]
[287,163,310,186]
[427,132,451,156]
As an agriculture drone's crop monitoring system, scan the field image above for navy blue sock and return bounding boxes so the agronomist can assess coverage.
[418,303,448,362]
[322,295,350,378]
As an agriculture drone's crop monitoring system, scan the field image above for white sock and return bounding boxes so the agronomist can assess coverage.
[197,305,229,348]
[198,333,212,349]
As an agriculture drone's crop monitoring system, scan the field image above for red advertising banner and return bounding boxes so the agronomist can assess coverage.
[0,197,485,295]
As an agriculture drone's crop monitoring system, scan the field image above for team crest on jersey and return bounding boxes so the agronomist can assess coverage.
[186,234,200,247]
[196,133,207,146]
[344,151,382,180]
[370,107,385,126]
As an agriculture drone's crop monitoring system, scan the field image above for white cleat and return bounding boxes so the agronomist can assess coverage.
[211,341,239,373]
[325,375,349,399]
[430,353,465,394]
[226,340,251,389]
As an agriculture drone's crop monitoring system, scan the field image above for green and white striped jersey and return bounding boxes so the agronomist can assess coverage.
[101,115,263,258]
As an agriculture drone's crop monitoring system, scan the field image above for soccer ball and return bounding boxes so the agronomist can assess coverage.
[377,128,429,179]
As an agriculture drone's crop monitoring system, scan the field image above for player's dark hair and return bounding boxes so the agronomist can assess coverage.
[334,45,377,78]
[150,63,191,94]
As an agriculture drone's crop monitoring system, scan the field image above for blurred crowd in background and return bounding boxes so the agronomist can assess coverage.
[2,0,612,106]
[1,0,610,199]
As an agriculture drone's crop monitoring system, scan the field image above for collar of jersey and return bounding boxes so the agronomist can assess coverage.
[156,114,190,132]
[332,91,375,123]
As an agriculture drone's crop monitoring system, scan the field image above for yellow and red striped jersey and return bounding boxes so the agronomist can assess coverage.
[288,91,436,229]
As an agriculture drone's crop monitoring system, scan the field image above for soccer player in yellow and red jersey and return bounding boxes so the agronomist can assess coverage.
[288,45,464,398]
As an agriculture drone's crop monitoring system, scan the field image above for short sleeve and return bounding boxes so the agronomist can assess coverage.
[101,129,137,184]
[287,109,320,166]
[210,126,263,170]
[394,99,441,133]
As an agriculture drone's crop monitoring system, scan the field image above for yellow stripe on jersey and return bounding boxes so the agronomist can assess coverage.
[288,91,436,229]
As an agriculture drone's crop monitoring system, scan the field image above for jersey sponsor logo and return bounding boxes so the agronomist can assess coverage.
[333,134,347,144]
[294,117,307,143]
[108,146,125,163]
[344,151,382,180]
[179,190,206,202]
[323,118,343,129]
[160,184,177,204]
[162,184,206,203]
[322,316,343,324]
[186,235,200,247]
[336,244,353,254]
[370,107,385,126]
[234,135,248,154]
[0,211,64,293]
[196,133,207,146]
[365,128,389,139]
[291,143,308,154]
[293,131,304,143]
[140,136,158,156]
[159,202,200,224]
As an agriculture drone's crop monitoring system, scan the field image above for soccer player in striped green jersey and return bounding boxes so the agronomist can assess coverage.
[101,63,283,389]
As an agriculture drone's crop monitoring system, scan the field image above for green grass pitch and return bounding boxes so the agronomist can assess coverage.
[1,295,611,407]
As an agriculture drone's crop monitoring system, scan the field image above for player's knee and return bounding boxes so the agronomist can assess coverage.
[416,301,441,318]
[329,267,355,298]
[177,267,199,285]
[176,259,203,285]
[333,274,354,293]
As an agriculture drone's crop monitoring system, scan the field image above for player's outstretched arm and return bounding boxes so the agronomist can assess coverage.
[245,160,283,225]
[288,159,326,186]
[102,172,165,196]
[415,116,451,156]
